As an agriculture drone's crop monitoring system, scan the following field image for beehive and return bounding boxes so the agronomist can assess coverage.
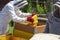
[13,22,46,39]
[13,15,46,39]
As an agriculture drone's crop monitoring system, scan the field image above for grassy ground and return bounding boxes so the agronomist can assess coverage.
[9,26,13,34]
[9,21,14,34]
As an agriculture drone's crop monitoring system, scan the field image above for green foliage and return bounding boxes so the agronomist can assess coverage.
[36,0,45,14]
[39,7,45,14]
[50,2,54,12]
[21,0,53,14]
[36,0,40,13]
[20,5,28,12]
[27,0,33,13]
[9,21,13,27]
[44,1,47,14]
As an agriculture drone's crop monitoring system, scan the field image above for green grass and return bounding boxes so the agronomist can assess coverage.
[9,26,14,34]
[9,21,14,34]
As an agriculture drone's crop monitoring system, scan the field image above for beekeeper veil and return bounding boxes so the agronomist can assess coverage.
[14,0,28,9]
[54,0,60,11]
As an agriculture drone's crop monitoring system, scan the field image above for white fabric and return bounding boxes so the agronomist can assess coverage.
[30,33,60,40]
[54,1,60,8]
[0,1,31,34]
[14,0,28,9]
[14,0,22,4]
[56,2,60,4]
[17,2,28,9]
[54,4,60,8]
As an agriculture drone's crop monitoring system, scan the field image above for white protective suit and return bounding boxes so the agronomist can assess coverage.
[0,0,31,34]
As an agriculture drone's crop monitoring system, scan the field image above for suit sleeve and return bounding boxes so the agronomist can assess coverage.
[15,7,31,17]
[19,11,32,17]
[7,5,27,22]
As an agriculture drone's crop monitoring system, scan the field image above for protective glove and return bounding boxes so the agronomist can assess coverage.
[27,16,34,23]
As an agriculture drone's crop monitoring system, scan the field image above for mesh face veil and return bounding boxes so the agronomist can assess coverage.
[14,0,28,9]
[54,1,60,12]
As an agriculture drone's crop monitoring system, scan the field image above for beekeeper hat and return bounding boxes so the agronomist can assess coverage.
[54,0,60,8]
[14,0,28,9]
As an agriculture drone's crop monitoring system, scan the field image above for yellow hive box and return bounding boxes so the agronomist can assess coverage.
[14,22,46,39]
[0,35,11,40]
[13,29,33,39]
[0,35,7,40]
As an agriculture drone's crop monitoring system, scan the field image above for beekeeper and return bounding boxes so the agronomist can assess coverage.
[44,1,60,35]
[0,0,33,34]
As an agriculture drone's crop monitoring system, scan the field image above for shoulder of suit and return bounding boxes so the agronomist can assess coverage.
[6,1,14,8]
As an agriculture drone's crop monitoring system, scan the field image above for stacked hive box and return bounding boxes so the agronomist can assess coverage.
[13,22,46,39]
[13,15,46,39]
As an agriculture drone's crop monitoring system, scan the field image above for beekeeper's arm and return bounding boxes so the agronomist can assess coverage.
[7,5,27,22]
[14,7,31,17]
[18,10,31,17]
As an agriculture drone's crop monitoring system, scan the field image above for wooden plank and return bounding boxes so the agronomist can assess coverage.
[14,22,46,34]
[12,36,28,40]
[14,22,35,34]
[36,25,46,33]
